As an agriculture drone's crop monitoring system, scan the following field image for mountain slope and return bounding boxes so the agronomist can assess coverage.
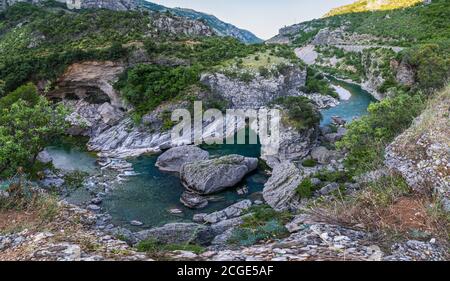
[138,1,263,44]
[324,0,424,17]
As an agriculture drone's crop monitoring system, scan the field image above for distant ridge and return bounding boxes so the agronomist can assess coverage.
[139,1,263,44]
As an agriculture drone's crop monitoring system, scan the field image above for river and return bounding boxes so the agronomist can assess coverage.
[46,79,375,229]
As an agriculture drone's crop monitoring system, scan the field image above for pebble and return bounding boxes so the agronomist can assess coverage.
[169,208,183,215]
[91,197,103,205]
[130,220,144,226]
[87,204,101,211]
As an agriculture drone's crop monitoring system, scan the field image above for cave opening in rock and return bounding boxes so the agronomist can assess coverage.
[47,85,112,105]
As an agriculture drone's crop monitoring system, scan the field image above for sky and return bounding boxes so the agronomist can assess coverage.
[149,0,355,40]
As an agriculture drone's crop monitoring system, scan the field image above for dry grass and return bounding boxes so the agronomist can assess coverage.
[309,173,449,246]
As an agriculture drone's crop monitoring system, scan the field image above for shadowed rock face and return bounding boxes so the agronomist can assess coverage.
[180,155,258,195]
[50,61,126,109]
[263,162,305,211]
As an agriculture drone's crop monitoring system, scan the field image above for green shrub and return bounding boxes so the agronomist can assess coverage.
[274,96,322,131]
[0,84,68,177]
[302,159,318,167]
[337,93,425,175]
[404,43,450,92]
[228,205,292,246]
[295,178,316,198]
[228,219,289,246]
[258,66,270,78]
[304,67,339,98]
[116,64,200,119]
[315,170,352,184]
[136,239,205,255]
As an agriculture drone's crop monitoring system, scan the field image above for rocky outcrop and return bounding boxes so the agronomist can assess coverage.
[180,155,258,195]
[262,124,317,168]
[151,13,214,37]
[385,86,449,207]
[203,200,252,224]
[294,45,318,65]
[156,146,209,173]
[394,59,415,86]
[69,0,138,11]
[64,100,124,137]
[262,162,305,211]
[200,65,307,109]
[48,61,126,109]
[87,118,171,158]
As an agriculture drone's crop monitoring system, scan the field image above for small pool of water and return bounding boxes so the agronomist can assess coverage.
[46,138,97,173]
[321,77,376,126]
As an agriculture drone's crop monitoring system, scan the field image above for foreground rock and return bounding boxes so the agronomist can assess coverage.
[180,155,258,195]
[156,146,209,173]
[135,223,214,246]
[0,202,148,261]
[263,162,305,211]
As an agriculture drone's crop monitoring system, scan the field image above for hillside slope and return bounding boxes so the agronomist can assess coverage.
[324,0,424,17]
[139,1,263,44]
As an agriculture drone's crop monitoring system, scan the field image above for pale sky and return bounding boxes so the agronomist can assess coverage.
[149,0,355,40]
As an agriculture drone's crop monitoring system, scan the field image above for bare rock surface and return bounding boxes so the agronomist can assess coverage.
[181,155,258,195]
[156,146,209,173]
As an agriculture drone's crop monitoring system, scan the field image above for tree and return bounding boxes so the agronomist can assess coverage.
[0,83,68,177]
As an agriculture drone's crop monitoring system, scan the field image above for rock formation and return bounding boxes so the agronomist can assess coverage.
[180,155,258,195]
[156,146,210,173]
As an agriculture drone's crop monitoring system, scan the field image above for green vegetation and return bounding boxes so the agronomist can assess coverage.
[301,159,318,168]
[319,0,450,47]
[0,3,150,94]
[402,43,450,92]
[274,96,322,131]
[0,83,68,178]
[303,67,339,98]
[116,64,200,118]
[228,205,292,246]
[295,179,318,198]
[0,175,59,224]
[314,170,353,184]
[63,171,88,190]
[136,239,205,256]
[337,93,425,175]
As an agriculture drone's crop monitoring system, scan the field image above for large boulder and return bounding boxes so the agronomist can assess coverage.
[156,146,209,173]
[36,150,53,164]
[263,162,305,211]
[180,155,258,195]
[135,223,214,246]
